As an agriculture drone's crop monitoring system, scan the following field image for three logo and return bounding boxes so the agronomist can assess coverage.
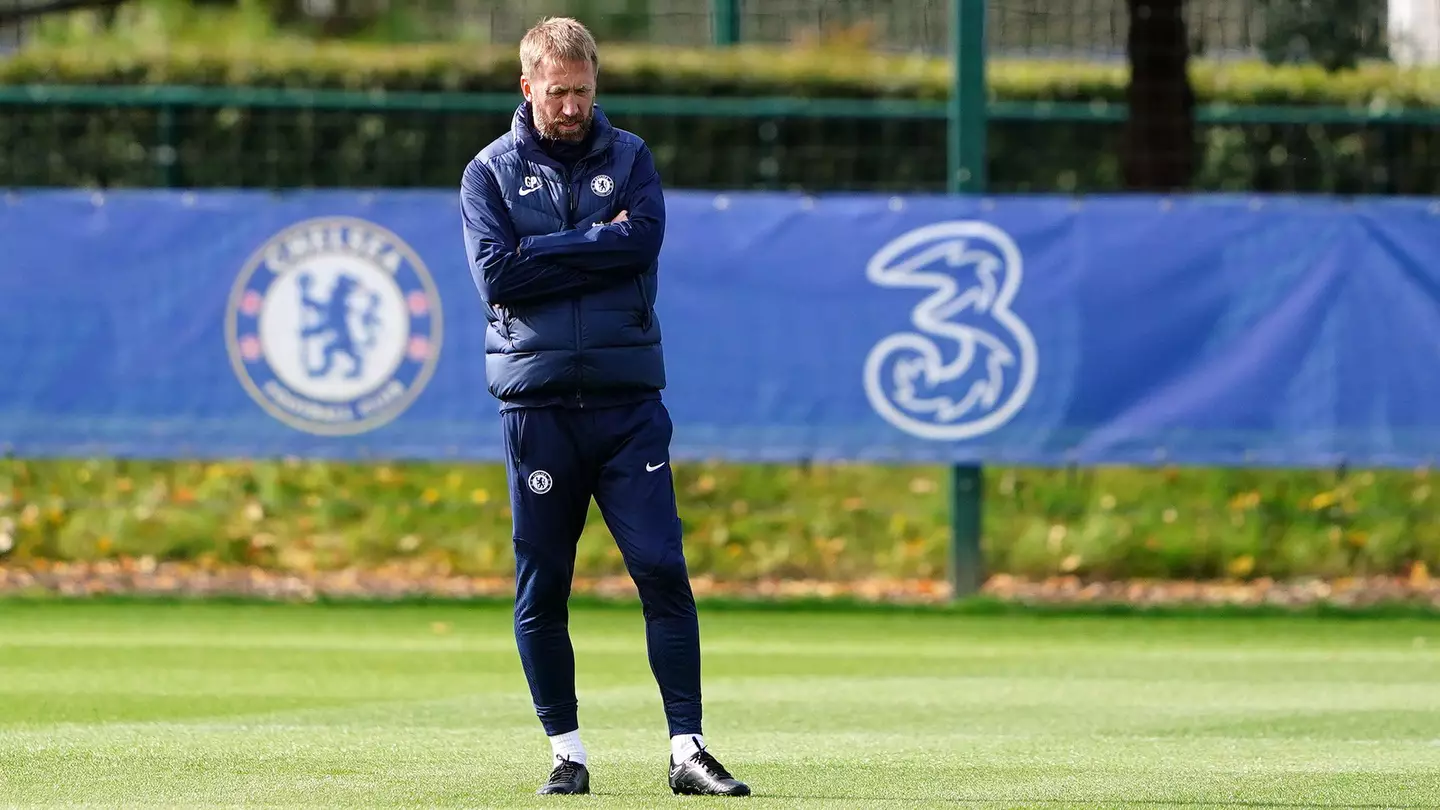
[225,217,443,436]
[863,221,1037,441]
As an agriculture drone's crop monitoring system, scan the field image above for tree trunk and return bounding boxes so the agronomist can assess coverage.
[1122,0,1196,191]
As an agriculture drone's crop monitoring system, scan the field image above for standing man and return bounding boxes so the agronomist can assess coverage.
[458,16,750,799]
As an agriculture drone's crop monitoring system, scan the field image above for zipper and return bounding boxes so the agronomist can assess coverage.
[564,165,584,407]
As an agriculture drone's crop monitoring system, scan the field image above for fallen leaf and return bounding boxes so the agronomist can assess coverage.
[1227,555,1255,578]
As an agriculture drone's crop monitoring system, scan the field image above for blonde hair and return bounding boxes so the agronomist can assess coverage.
[520,17,599,78]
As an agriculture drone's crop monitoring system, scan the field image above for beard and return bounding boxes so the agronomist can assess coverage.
[535,109,592,143]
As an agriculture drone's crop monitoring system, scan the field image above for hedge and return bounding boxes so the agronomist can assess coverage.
[5,41,1440,104]
[0,42,1438,192]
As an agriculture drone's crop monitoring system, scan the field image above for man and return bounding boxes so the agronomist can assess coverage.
[458,16,750,799]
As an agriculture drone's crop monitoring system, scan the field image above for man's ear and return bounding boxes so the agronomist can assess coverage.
[520,75,532,102]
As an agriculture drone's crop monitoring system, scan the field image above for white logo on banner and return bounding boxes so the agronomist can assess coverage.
[863,221,1038,441]
[226,217,443,436]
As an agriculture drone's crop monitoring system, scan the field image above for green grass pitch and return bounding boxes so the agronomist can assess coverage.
[1,599,1438,808]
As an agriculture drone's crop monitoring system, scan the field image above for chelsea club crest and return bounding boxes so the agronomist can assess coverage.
[225,216,443,436]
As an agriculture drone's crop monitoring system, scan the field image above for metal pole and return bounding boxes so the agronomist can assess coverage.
[950,0,987,192]
[157,103,177,188]
[712,0,740,45]
[947,0,988,598]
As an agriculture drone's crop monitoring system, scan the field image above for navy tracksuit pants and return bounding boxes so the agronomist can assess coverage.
[502,398,702,739]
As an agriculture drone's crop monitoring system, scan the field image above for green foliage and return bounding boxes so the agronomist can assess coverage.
[1,42,1438,193]
[3,459,1437,582]
[4,41,1439,106]
[1258,0,1390,73]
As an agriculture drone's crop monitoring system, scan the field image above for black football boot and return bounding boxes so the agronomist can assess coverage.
[536,756,590,795]
[669,742,750,797]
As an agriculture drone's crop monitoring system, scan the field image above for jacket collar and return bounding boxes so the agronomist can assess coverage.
[512,100,617,166]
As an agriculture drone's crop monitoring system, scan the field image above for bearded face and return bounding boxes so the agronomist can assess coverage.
[522,58,596,143]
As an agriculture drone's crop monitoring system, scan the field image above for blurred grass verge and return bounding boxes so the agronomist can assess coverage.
[2,459,1437,590]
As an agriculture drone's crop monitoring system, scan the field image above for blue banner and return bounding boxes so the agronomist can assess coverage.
[2,189,1439,467]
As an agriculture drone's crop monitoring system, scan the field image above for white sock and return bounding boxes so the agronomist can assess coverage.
[671,733,705,763]
[549,729,587,766]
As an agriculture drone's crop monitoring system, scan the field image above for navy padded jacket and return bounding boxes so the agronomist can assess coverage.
[460,102,666,409]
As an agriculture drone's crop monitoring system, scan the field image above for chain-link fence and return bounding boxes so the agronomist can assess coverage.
[2,0,1437,194]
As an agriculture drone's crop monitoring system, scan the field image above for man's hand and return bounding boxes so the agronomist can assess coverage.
[610,210,628,224]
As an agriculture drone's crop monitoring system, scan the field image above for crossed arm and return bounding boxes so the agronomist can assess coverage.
[460,145,665,308]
